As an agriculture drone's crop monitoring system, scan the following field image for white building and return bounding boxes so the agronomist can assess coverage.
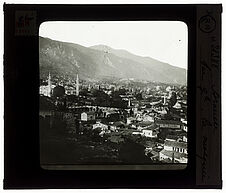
[155,120,181,129]
[163,140,187,154]
[137,123,159,138]
[39,73,55,97]
[143,114,155,122]
[159,139,188,163]
[159,150,187,163]
[141,128,158,138]
[173,101,182,109]
[81,112,96,121]
[92,122,108,130]
[183,135,187,142]
[126,117,136,124]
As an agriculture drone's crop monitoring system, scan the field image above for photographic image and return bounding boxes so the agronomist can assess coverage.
[39,21,188,169]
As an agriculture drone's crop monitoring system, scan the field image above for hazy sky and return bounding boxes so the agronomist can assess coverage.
[39,21,188,69]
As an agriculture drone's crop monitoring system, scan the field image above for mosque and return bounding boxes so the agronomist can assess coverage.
[39,73,80,97]
[39,73,54,97]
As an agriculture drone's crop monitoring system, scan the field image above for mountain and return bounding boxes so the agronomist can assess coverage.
[39,37,187,85]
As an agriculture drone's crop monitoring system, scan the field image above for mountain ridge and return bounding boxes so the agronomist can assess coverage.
[39,36,187,85]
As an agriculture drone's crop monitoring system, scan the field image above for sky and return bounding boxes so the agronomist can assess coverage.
[39,21,188,69]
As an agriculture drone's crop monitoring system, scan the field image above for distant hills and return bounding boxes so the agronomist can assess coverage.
[39,36,187,85]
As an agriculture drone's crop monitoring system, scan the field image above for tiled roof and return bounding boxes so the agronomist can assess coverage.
[160,149,187,159]
[164,140,187,149]
[137,121,153,127]
[155,119,182,125]
[166,135,181,141]
[142,124,159,130]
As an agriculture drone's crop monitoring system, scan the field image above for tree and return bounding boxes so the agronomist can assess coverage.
[168,91,177,107]
[118,138,150,163]
[79,89,89,96]
[53,85,65,97]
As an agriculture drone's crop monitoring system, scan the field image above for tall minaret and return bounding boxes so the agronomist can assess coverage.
[128,98,131,107]
[47,72,52,97]
[76,74,79,96]
[163,94,166,105]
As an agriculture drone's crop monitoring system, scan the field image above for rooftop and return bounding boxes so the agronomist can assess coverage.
[142,124,159,131]
[165,135,181,141]
[155,119,182,125]
[164,140,187,149]
[160,149,188,159]
[136,121,153,127]
[82,111,96,115]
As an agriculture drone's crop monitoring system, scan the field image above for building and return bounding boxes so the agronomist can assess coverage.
[134,122,159,137]
[92,122,108,131]
[163,140,187,154]
[39,73,54,97]
[136,121,156,130]
[159,150,187,163]
[155,119,181,129]
[143,114,155,122]
[165,132,188,142]
[40,86,50,97]
[126,117,136,124]
[81,111,96,121]
[159,139,187,163]
[173,101,182,109]
[141,126,158,138]
[183,135,188,143]
[181,119,188,132]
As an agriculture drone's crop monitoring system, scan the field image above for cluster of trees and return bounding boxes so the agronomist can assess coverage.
[90,89,128,108]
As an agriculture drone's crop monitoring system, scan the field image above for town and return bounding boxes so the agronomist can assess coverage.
[39,73,187,165]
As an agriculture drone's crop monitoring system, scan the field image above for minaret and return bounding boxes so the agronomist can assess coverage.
[88,84,91,91]
[128,98,131,107]
[47,72,52,97]
[76,74,79,96]
[163,94,166,105]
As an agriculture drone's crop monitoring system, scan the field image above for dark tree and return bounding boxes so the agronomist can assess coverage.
[168,91,177,107]
[118,138,150,164]
[53,85,65,97]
